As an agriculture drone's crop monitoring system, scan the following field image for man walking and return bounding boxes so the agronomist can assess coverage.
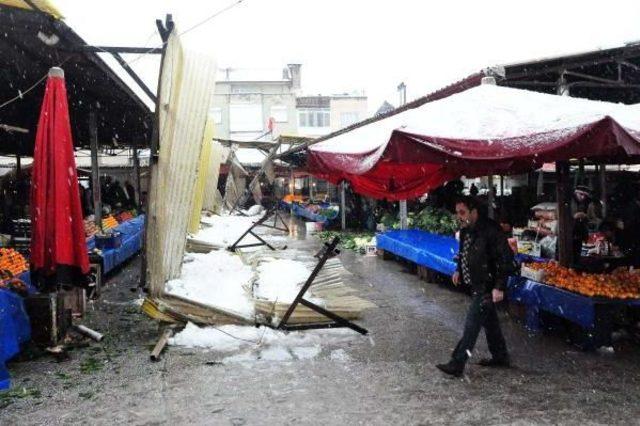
[437,197,515,377]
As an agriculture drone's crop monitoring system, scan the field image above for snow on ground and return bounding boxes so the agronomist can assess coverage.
[195,214,264,248]
[165,251,255,318]
[193,211,287,249]
[254,258,311,303]
[169,322,357,363]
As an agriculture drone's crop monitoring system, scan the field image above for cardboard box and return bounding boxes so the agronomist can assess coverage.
[520,264,546,282]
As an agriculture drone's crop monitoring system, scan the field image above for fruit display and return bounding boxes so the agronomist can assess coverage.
[0,277,28,296]
[102,215,119,230]
[116,210,135,223]
[0,248,28,277]
[84,218,99,238]
[524,262,640,299]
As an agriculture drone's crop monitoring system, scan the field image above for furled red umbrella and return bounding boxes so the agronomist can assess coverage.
[30,67,89,282]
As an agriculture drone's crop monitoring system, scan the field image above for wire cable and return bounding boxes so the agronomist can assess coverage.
[0,0,246,111]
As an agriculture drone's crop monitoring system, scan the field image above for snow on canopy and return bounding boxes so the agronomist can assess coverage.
[307,84,640,200]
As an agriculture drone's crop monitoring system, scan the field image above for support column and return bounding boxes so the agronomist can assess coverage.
[340,181,346,231]
[599,164,607,217]
[399,200,408,230]
[89,111,102,230]
[487,175,495,219]
[536,170,544,197]
[133,144,142,211]
[500,175,505,208]
[556,161,573,267]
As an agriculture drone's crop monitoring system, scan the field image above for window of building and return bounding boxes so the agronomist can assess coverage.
[210,107,223,124]
[298,110,330,128]
[270,105,288,123]
[229,104,263,132]
[340,112,359,127]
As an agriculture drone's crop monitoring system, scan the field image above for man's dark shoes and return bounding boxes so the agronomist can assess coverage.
[477,357,511,368]
[436,361,464,377]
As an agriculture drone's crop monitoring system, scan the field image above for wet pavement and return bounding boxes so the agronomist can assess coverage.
[2,219,640,425]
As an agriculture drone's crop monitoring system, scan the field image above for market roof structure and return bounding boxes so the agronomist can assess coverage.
[490,41,640,104]
[306,81,640,200]
[0,3,153,156]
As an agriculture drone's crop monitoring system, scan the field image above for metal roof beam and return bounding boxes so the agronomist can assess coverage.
[82,46,162,54]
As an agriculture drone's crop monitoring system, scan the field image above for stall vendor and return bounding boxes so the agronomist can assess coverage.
[572,186,603,261]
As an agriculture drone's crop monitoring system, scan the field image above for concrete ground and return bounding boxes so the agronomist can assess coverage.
[2,220,640,425]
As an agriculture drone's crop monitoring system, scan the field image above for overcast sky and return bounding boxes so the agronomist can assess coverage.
[55,0,640,113]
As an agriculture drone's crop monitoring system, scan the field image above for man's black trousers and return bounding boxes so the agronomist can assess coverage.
[451,292,509,366]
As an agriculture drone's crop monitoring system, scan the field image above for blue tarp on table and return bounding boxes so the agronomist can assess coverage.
[86,215,145,274]
[0,271,33,390]
[376,230,458,276]
[508,276,640,346]
[291,203,334,224]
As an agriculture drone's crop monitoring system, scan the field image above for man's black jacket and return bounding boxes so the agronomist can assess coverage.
[456,217,516,293]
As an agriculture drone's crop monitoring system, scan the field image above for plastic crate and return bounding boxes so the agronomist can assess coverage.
[95,232,122,250]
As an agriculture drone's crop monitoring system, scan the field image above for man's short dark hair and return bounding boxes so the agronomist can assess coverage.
[455,196,479,211]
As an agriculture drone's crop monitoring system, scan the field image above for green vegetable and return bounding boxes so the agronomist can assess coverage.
[317,231,375,253]
[414,206,457,235]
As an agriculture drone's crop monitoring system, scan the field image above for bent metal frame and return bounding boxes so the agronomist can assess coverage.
[276,236,368,335]
[227,206,289,252]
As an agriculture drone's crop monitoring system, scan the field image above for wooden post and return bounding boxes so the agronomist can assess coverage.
[599,164,607,217]
[487,175,495,219]
[399,200,408,230]
[556,161,573,267]
[340,181,346,231]
[89,111,102,230]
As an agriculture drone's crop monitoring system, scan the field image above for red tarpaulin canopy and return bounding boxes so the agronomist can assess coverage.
[31,67,90,276]
[307,83,640,200]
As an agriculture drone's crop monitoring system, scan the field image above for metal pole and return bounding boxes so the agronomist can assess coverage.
[340,181,346,231]
[309,176,314,200]
[399,200,408,230]
[536,170,544,196]
[89,111,102,230]
[556,161,574,267]
[500,175,505,206]
[487,175,495,219]
[132,145,142,210]
[599,164,607,217]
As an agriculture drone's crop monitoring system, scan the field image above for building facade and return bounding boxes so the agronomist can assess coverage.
[211,64,368,141]
[210,64,301,141]
[296,93,368,137]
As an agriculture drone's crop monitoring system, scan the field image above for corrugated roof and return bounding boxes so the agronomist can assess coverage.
[0,0,62,18]
[0,5,152,155]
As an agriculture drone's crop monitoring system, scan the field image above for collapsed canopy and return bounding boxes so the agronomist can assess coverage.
[307,84,640,200]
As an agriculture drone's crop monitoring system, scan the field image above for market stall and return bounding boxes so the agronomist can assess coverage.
[86,214,146,275]
[0,249,33,390]
[289,202,339,225]
[299,80,640,347]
